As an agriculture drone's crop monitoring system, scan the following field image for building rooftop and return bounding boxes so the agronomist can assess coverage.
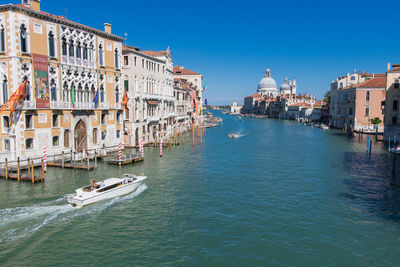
[1,3,124,41]
[343,76,386,89]
[174,65,200,75]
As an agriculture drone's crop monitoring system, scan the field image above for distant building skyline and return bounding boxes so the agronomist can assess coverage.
[38,0,400,105]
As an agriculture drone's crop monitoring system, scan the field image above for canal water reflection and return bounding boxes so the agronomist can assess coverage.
[1,111,400,266]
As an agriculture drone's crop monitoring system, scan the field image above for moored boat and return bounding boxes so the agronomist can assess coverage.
[67,174,147,207]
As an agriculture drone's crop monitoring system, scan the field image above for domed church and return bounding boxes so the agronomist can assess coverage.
[257,68,278,97]
[280,77,296,95]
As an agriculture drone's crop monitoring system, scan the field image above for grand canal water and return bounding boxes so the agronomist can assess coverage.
[1,111,400,266]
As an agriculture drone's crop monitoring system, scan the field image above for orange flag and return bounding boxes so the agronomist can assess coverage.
[121,90,128,111]
[0,80,27,114]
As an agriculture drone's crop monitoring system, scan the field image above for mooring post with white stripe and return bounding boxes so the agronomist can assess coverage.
[118,143,122,167]
[160,139,163,157]
[43,146,47,172]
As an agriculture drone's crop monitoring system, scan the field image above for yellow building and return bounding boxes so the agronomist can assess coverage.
[0,0,124,161]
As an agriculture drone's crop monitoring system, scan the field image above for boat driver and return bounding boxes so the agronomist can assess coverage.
[99,180,106,188]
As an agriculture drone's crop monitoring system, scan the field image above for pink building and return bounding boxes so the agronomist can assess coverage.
[330,76,386,132]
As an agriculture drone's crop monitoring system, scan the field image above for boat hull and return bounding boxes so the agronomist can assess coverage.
[67,179,144,207]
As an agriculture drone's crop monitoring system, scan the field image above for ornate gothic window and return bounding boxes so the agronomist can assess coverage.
[76,42,81,59]
[114,48,119,69]
[69,39,74,57]
[48,31,55,57]
[0,25,5,52]
[100,85,104,103]
[20,24,28,53]
[99,44,104,66]
[50,79,57,101]
[83,44,88,60]
[62,37,67,56]
[63,82,68,101]
[84,84,89,102]
[115,86,119,103]
[2,78,8,104]
[26,81,31,100]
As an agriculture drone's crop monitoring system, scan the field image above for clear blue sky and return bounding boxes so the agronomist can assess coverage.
[39,0,400,105]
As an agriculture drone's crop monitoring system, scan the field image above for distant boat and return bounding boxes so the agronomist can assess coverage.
[238,116,242,121]
[67,174,146,207]
[229,133,240,139]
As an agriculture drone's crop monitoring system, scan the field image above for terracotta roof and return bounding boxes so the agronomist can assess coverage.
[343,76,386,89]
[140,50,170,57]
[388,67,400,73]
[122,44,139,52]
[11,4,124,41]
[173,65,200,75]
[289,102,311,107]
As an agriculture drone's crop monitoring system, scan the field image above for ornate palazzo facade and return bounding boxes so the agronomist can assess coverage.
[0,0,124,161]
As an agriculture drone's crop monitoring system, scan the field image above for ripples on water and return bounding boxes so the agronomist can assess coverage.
[2,112,400,265]
[0,184,148,245]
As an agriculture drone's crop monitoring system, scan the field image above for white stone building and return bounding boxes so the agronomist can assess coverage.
[122,45,175,146]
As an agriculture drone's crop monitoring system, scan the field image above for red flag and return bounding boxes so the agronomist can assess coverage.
[0,80,27,114]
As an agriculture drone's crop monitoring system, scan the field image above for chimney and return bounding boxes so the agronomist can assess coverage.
[387,62,391,71]
[104,23,111,34]
[22,0,40,11]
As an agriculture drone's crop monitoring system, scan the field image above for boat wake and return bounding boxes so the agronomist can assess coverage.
[0,184,148,245]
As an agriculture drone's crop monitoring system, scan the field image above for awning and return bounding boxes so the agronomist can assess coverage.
[147,100,159,105]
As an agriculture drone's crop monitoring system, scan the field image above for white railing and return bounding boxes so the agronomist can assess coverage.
[148,116,160,122]
[99,102,109,109]
[23,100,36,109]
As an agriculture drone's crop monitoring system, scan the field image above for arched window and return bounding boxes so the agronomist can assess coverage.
[63,82,68,101]
[83,44,88,60]
[84,84,89,102]
[68,39,74,57]
[100,85,104,103]
[70,82,75,104]
[115,86,119,103]
[99,44,104,66]
[50,79,57,101]
[48,31,55,57]
[89,44,93,61]
[114,48,119,69]
[0,25,5,52]
[76,41,81,59]
[26,81,31,101]
[77,83,82,102]
[62,37,67,56]
[20,24,27,53]
[2,78,8,104]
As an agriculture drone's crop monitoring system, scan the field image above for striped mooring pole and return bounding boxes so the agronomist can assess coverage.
[159,139,163,157]
[140,136,144,155]
[118,143,122,167]
[43,146,47,172]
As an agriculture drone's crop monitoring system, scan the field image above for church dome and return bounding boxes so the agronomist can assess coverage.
[280,78,291,94]
[257,68,278,96]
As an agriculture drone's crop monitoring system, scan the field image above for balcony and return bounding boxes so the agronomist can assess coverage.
[23,100,36,109]
[99,102,109,109]
[148,116,160,123]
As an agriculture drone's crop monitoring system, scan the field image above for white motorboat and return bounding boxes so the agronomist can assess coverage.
[229,133,240,139]
[321,124,329,130]
[67,174,147,207]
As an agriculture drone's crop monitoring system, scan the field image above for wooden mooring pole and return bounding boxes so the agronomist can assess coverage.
[87,152,90,171]
[94,151,97,168]
[5,158,8,180]
[31,160,35,184]
[27,158,31,177]
[17,157,20,182]
[62,151,65,168]
[393,155,397,177]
